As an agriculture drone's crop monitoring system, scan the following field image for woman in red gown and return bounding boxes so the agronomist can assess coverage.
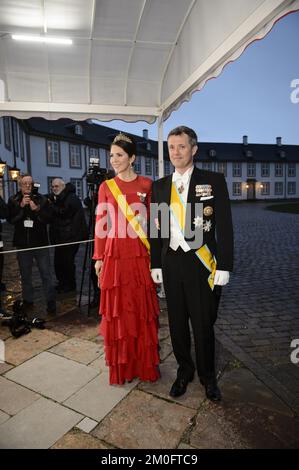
[93,133,160,385]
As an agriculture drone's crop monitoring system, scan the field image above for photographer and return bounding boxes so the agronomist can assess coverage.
[48,178,88,294]
[7,174,56,315]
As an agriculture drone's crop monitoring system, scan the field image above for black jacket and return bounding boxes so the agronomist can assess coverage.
[7,192,51,248]
[0,196,8,241]
[48,183,88,245]
[150,167,234,272]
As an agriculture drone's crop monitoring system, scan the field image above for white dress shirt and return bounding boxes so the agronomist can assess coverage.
[170,166,194,252]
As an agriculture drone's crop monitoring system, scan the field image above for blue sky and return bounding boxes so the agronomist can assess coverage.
[101,10,299,145]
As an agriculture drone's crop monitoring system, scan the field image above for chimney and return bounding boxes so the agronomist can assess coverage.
[243,135,248,145]
[276,136,282,146]
[143,129,148,140]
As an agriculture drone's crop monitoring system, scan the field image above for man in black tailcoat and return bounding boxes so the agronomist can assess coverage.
[150,126,233,401]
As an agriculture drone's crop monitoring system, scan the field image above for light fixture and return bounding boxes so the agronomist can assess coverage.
[245,184,249,189]
[11,35,72,45]
[9,165,20,181]
[0,157,6,178]
[260,184,264,188]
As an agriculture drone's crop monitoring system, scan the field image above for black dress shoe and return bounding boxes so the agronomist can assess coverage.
[205,380,222,402]
[169,375,194,398]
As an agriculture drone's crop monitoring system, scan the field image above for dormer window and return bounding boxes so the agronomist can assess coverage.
[245,150,253,158]
[75,124,83,136]
[209,149,216,158]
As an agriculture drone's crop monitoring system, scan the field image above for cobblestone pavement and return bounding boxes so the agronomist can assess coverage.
[0,203,299,449]
[217,202,299,414]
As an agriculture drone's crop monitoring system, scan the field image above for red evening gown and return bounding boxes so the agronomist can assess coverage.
[93,175,160,384]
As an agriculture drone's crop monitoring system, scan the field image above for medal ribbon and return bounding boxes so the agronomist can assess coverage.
[106,179,150,254]
[170,183,216,290]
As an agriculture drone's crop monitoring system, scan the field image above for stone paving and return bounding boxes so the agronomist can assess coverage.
[0,202,299,449]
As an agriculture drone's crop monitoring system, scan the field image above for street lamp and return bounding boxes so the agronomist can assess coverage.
[8,165,20,181]
[0,157,6,178]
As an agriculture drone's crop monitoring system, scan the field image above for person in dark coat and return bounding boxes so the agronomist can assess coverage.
[48,178,88,293]
[150,126,234,402]
[7,174,56,315]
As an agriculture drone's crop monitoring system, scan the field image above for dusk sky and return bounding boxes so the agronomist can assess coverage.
[101,10,299,146]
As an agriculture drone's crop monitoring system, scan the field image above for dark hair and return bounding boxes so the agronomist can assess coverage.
[167,126,198,147]
[110,135,137,158]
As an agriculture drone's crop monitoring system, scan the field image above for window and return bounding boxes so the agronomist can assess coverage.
[12,119,19,157]
[69,144,81,168]
[106,150,110,169]
[288,163,296,177]
[209,149,216,157]
[3,117,11,150]
[217,162,227,176]
[89,147,98,159]
[202,162,212,171]
[261,163,270,177]
[47,176,60,194]
[275,182,283,195]
[74,124,83,136]
[288,182,296,195]
[247,162,256,177]
[47,140,60,166]
[145,157,152,175]
[70,178,83,199]
[275,163,283,177]
[19,129,25,161]
[164,161,170,175]
[233,163,242,177]
[233,182,241,196]
[154,160,158,176]
[261,182,270,195]
[134,156,141,174]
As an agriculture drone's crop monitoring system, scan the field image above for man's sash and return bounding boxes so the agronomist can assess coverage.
[170,183,216,290]
[106,179,150,254]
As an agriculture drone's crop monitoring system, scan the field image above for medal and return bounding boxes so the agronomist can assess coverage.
[177,182,184,194]
[203,206,213,216]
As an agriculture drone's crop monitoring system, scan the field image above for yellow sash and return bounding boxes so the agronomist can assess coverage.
[106,179,150,254]
[170,182,216,290]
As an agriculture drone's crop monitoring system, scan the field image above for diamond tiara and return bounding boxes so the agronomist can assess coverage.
[112,133,133,144]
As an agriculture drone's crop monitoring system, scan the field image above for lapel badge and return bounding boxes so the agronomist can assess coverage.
[203,220,212,232]
[137,192,146,202]
[203,206,213,217]
[195,184,212,197]
[193,216,203,228]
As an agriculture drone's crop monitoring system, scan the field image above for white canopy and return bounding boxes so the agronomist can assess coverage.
[0,0,298,123]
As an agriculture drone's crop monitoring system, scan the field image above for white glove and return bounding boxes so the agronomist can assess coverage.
[214,270,230,286]
[151,268,163,284]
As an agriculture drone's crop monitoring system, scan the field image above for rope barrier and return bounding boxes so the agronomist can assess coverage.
[0,238,94,255]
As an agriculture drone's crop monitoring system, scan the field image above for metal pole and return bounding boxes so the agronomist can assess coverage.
[158,113,164,179]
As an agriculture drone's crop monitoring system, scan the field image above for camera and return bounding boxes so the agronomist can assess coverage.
[2,300,46,338]
[30,182,40,202]
[86,158,114,187]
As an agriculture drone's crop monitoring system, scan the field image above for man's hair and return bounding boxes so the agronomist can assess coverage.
[167,126,198,147]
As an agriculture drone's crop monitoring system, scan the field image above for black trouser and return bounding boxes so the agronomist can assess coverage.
[163,247,220,382]
[54,244,79,290]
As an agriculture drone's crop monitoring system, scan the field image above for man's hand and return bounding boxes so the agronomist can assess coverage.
[151,268,163,284]
[214,270,230,286]
[20,195,31,208]
[95,260,103,277]
[29,199,40,211]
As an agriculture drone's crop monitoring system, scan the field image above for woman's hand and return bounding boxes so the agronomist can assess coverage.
[95,260,103,277]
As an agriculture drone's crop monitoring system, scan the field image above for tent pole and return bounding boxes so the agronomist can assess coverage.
[158,112,164,179]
